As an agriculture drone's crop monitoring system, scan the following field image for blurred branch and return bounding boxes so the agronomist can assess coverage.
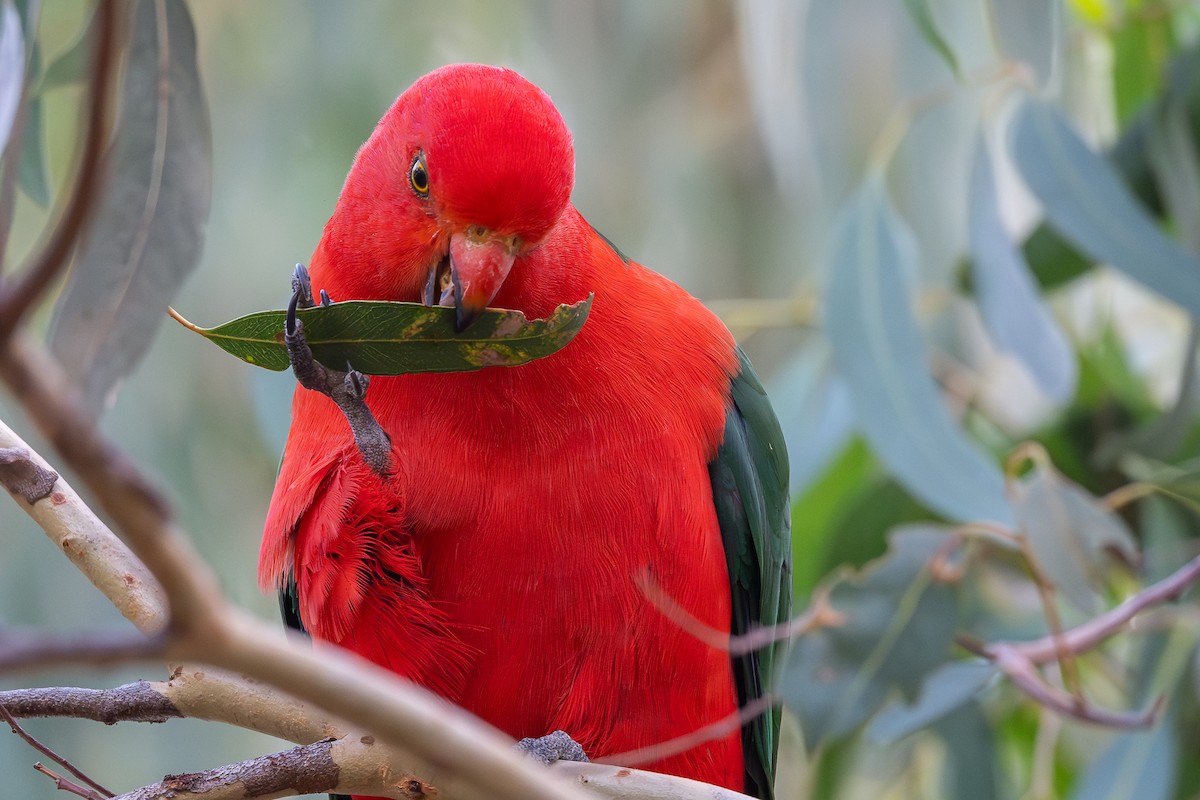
[0,0,119,341]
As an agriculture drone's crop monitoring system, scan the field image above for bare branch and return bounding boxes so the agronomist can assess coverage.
[0,682,180,725]
[34,762,110,800]
[965,549,1200,729]
[1,702,115,797]
[1008,551,1200,665]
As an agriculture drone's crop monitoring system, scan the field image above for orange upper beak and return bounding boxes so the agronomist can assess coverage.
[448,230,516,332]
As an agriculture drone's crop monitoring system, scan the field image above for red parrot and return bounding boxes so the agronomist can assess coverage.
[260,64,791,799]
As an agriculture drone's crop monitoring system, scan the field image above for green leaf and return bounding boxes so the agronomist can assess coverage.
[1111,12,1171,125]
[1010,97,1200,320]
[48,0,211,418]
[780,525,961,749]
[825,176,1013,525]
[1012,460,1137,613]
[171,295,594,375]
[903,0,959,76]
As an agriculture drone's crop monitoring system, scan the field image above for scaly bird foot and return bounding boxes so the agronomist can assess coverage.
[515,730,589,765]
[284,264,393,476]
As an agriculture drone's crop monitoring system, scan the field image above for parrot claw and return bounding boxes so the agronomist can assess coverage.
[284,267,392,477]
[320,289,332,308]
[345,365,368,400]
[291,263,314,310]
[515,730,589,766]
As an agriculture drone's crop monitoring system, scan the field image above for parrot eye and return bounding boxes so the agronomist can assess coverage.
[409,153,430,197]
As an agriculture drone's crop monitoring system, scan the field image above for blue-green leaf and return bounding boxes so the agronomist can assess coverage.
[825,176,1012,524]
[48,0,211,418]
[866,659,997,743]
[1010,98,1200,319]
[780,525,960,749]
[987,0,1059,86]
[969,133,1076,402]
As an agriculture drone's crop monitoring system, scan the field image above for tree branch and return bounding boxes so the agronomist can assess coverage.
[0,701,115,797]
[962,549,1200,729]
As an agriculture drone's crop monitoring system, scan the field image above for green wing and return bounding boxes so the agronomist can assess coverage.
[708,348,793,800]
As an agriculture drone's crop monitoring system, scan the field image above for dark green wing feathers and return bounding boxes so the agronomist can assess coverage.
[709,348,793,800]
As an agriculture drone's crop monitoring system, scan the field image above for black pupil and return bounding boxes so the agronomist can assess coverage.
[413,163,427,190]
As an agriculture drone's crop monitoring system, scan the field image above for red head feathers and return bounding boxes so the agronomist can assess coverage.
[314,64,576,330]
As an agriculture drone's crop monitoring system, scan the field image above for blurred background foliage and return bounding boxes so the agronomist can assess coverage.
[4,1,1200,798]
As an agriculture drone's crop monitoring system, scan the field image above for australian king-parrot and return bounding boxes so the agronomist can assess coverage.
[260,63,791,799]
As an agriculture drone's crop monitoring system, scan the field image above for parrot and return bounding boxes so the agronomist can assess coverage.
[260,63,791,800]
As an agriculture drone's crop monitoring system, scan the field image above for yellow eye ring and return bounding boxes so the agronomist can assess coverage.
[409,154,430,196]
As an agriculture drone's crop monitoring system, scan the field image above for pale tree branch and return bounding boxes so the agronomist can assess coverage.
[0,380,755,800]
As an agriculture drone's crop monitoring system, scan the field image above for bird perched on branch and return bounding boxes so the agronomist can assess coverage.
[260,63,791,800]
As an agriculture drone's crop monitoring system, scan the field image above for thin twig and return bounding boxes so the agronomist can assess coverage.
[1007,551,1200,665]
[0,702,114,797]
[638,571,841,655]
[34,763,109,800]
[600,694,775,770]
[0,0,119,342]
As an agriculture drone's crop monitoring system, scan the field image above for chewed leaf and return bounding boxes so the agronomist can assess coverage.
[171,295,593,375]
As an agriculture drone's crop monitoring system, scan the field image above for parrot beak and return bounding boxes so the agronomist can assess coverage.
[447,230,517,332]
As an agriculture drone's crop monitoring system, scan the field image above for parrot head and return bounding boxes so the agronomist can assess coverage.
[320,63,576,331]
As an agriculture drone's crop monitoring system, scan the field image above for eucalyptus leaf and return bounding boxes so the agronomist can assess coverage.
[902,0,958,76]
[769,341,854,494]
[987,0,1059,86]
[0,0,24,161]
[825,176,1013,525]
[780,524,961,749]
[866,659,997,744]
[968,133,1076,402]
[171,295,593,376]
[48,0,211,417]
[1010,98,1200,320]
[1013,462,1137,613]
